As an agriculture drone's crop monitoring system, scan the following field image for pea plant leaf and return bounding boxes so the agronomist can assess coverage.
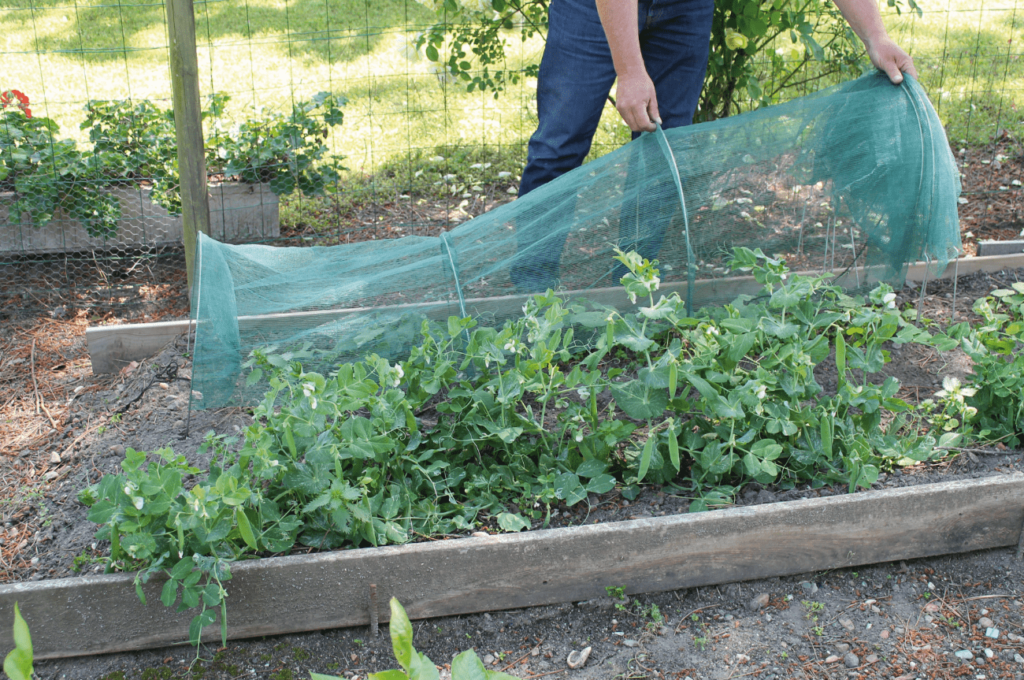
[3,603,33,680]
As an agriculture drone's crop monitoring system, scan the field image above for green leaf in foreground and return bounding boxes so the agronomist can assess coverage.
[3,602,33,680]
[496,512,530,532]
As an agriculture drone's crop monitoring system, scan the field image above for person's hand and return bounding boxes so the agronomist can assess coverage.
[865,35,917,84]
[615,70,661,132]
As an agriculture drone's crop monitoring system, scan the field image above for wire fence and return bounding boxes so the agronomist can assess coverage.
[1,0,1022,319]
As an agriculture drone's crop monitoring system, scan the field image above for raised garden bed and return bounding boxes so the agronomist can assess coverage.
[7,251,1024,663]
[1,183,279,257]
[1,473,1021,659]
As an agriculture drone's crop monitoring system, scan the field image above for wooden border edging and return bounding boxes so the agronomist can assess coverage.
[85,252,1024,374]
[1,474,1022,660]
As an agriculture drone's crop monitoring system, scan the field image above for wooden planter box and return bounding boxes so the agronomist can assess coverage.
[0,183,279,256]
[2,473,1022,660]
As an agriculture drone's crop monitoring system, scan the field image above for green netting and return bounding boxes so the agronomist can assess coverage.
[190,72,961,409]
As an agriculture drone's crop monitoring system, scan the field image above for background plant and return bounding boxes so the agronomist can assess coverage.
[1,89,121,237]
[411,0,921,121]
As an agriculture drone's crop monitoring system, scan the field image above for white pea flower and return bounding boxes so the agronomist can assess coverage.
[133,497,145,511]
[755,384,767,400]
[498,171,512,178]
[575,431,584,443]
[935,376,976,402]
[576,387,591,399]
[883,292,897,309]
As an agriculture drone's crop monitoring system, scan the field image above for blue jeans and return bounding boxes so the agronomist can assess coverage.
[512,0,714,291]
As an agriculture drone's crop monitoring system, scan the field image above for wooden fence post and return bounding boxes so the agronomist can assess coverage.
[166,0,209,295]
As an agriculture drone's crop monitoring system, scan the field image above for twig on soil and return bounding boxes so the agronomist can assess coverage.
[30,338,39,415]
[58,422,104,460]
[674,605,716,632]
[959,594,1016,601]
[521,670,566,679]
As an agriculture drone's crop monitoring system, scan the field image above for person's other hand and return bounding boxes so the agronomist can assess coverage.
[866,36,917,84]
[615,70,660,132]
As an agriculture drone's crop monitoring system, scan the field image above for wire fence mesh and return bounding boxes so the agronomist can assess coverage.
[1,0,1022,321]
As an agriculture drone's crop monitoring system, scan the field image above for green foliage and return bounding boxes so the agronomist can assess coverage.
[82,247,969,648]
[410,0,920,120]
[700,0,917,121]
[79,92,348,217]
[81,99,180,213]
[943,282,1024,446]
[206,92,348,198]
[3,603,33,680]
[1,90,121,237]
[311,598,517,680]
[606,246,940,510]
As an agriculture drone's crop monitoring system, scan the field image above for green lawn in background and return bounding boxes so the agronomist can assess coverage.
[1,0,1020,192]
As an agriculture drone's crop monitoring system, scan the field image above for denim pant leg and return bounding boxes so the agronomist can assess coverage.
[614,0,714,280]
[512,0,617,291]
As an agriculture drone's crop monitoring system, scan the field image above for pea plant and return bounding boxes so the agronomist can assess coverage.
[603,247,944,509]
[82,246,965,648]
[942,282,1024,446]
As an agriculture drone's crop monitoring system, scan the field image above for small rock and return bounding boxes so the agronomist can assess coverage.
[748,593,770,611]
[16,540,27,551]
[985,627,1000,639]
[984,649,994,659]
[800,581,818,595]
[979,617,995,629]
[1008,633,1022,642]
[566,647,591,669]
[924,603,940,613]
[870,605,881,613]
[471,532,489,537]
[954,650,974,660]
[531,648,540,657]
[836,643,850,654]
[1014,653,1024,664]
[843,653,859,669]
[110,444,125,456]
[49,452,61,464]
[865,654,878,664]
[483,655,495,665]
[839,618,855,632]
[622,639,639,648]
[880,630,889,639]
[30,557,39,566]
[158,382,169,390]
[735,654,750,664]
[825,655,840,664]
[44,470,58,481]
[173,419,184,429]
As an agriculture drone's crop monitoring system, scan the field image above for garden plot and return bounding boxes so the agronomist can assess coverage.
[3,255,1024,672]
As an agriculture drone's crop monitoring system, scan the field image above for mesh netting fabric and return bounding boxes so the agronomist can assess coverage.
[190,73,961,409]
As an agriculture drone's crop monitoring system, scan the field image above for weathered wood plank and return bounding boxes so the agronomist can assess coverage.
[86,253,1024,373]
[977,240,1024,257]
[2,474,1021,660]
[86,320,196,374]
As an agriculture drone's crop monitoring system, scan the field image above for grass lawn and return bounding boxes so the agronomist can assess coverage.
[1,0,1021,196]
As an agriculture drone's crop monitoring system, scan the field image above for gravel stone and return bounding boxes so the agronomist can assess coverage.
[955,650,974,660]
[979,617,995,628]
[748,593,770,611]
[843,653,859,668]
[839,618,855,632]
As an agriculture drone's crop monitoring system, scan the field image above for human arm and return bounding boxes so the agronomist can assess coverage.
[832,0,917,83]
[596,0,660,132]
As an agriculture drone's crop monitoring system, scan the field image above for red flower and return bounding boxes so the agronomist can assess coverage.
[1,89,32,117]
